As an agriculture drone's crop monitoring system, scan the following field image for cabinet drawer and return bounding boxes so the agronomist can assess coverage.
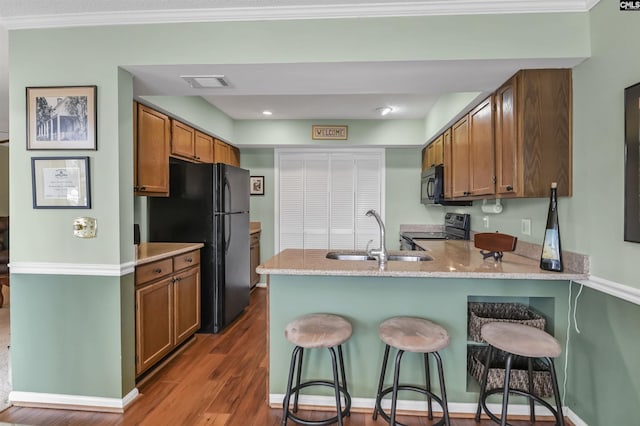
[173,250,200,271]
[250,232,261,246]
[136,258,173,285]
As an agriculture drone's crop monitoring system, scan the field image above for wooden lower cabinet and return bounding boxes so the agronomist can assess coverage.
[250,231,260,288]
[135,249,201,377]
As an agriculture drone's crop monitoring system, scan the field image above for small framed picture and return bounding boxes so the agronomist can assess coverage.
[31,156,91,209]
[250,176,265,196]
[26,85,97,150]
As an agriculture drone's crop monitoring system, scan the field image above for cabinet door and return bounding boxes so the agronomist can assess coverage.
[421,146,429,171]
[229,146,241,167]
[214,139,230,164]
[469,96,495,196]
[194,131,214,163]
[135,103,170,196]
[451,115,470,197]
[432,134,444,166]
[443,128,453,198]
[171,120,195,159]
[495,76,518,195]
[250,233,260,287]
[136,277,173,375]
[173,267,201,345]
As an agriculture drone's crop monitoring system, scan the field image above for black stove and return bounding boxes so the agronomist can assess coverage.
[400,213,471,250]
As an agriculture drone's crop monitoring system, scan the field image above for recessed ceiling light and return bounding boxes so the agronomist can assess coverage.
[376,106,393,116]
[180,75,230,88]
[262,110,273,116]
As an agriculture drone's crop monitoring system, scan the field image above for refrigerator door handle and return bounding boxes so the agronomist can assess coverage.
[224,175,231,213]
[225,215,231,255]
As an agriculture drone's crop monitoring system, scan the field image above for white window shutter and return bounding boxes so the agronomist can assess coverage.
[279,157,304,250]
[329,155,355,249]
[355,156,383,250]
[303,157,329,249]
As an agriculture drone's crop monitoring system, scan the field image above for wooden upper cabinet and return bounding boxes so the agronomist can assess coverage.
[229,145,241,167]
[443,128,453,199]
[451,115,470,198]
[432,134,444,166]
[135,102,170,196]
[195,131,214,163]
[171,119,196,160]
[214,139,230,164]
[421,146,429,171]
[495,69,572,197]
[468,95,495,196]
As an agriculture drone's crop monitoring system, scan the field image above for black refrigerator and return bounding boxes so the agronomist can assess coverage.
[148,159,250,333]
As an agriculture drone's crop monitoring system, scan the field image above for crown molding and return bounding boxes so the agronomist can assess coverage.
[1,0,601,30]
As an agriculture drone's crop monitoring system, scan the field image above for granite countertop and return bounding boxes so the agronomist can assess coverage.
[136,242,204,266]
[256,240,588,280]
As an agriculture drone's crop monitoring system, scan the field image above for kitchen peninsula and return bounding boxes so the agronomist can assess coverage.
[257,241,588,413]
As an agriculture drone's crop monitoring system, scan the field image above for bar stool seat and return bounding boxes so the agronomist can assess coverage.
[476,322,565,426]
[282,313,352,426]
[373,316,451,426]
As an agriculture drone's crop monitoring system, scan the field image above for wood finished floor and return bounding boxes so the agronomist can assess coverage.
[0,287,568,425]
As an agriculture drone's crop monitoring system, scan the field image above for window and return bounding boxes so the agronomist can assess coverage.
[275,149,385,252]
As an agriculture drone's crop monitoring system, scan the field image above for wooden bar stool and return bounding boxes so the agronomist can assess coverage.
[475,322,565,426]
[282,313,352,426]
[373,316,451,426]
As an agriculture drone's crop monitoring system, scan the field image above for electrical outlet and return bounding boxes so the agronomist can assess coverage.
[521,218,531,236]
[483,216,490,229]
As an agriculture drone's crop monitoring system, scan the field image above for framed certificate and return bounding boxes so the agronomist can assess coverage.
[31,156,91,209]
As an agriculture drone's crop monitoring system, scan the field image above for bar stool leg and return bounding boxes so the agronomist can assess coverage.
[432,351,451,426]
[390,349,405,425]
[283,346,303,426]
[475,345,494,421]
[373,344,391,420]
[546,357,565,426]
[293,347,304,413]
[527,357,535,423]
[337,345,350,417]
[424,352,433,420]
[500,353,514,426]
[328,347,344,426]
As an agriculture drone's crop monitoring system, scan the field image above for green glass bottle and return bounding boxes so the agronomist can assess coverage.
[540,182,563,272]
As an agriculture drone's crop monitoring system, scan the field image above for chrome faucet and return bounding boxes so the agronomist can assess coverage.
[366,209,388,266]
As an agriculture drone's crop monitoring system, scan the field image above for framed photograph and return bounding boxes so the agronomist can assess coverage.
[31,156,91,209]
[250,176,265,196]
[625,81,640,242]
[26,85,97,150]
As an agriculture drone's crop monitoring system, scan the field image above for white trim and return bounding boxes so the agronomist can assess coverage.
[567,408,589,426]
[9,388,139,413]
[8,261,135,276]
[575,275,640,306]
[269,393,567,418]
[1,1,602,30]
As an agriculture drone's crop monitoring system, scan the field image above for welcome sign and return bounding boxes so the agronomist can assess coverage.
[312,125,348,140]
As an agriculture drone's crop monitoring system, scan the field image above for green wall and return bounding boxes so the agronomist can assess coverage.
[0,145,7,216]
[9,7,631,420]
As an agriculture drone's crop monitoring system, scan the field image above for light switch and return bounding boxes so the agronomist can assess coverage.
[521,218,531,236]
[482,216,490,229]
[73,217,97,238]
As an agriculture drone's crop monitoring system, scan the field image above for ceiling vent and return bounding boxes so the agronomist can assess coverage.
[181,75,230,89]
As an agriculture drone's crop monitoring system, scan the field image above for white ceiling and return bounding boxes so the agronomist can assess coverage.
[0,0,598,139]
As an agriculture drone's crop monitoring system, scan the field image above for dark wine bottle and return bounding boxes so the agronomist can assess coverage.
[540,182,563,271]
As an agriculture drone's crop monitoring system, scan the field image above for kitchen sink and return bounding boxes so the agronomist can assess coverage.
[325,251,433,262]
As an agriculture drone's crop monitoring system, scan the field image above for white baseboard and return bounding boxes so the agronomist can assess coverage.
[269,393,591,424]
[9,388,139,413]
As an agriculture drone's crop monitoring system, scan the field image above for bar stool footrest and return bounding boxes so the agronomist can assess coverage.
[284,380,351,426]
[480,387,562,426]
[375,385,447,426]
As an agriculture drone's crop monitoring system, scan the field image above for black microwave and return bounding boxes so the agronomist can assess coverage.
[421,164,471,206]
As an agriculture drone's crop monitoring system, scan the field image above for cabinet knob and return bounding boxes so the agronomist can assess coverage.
[506,185,513,191]
[185,258,193,263]
[153,268,162,274]
[140,186,146,191]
